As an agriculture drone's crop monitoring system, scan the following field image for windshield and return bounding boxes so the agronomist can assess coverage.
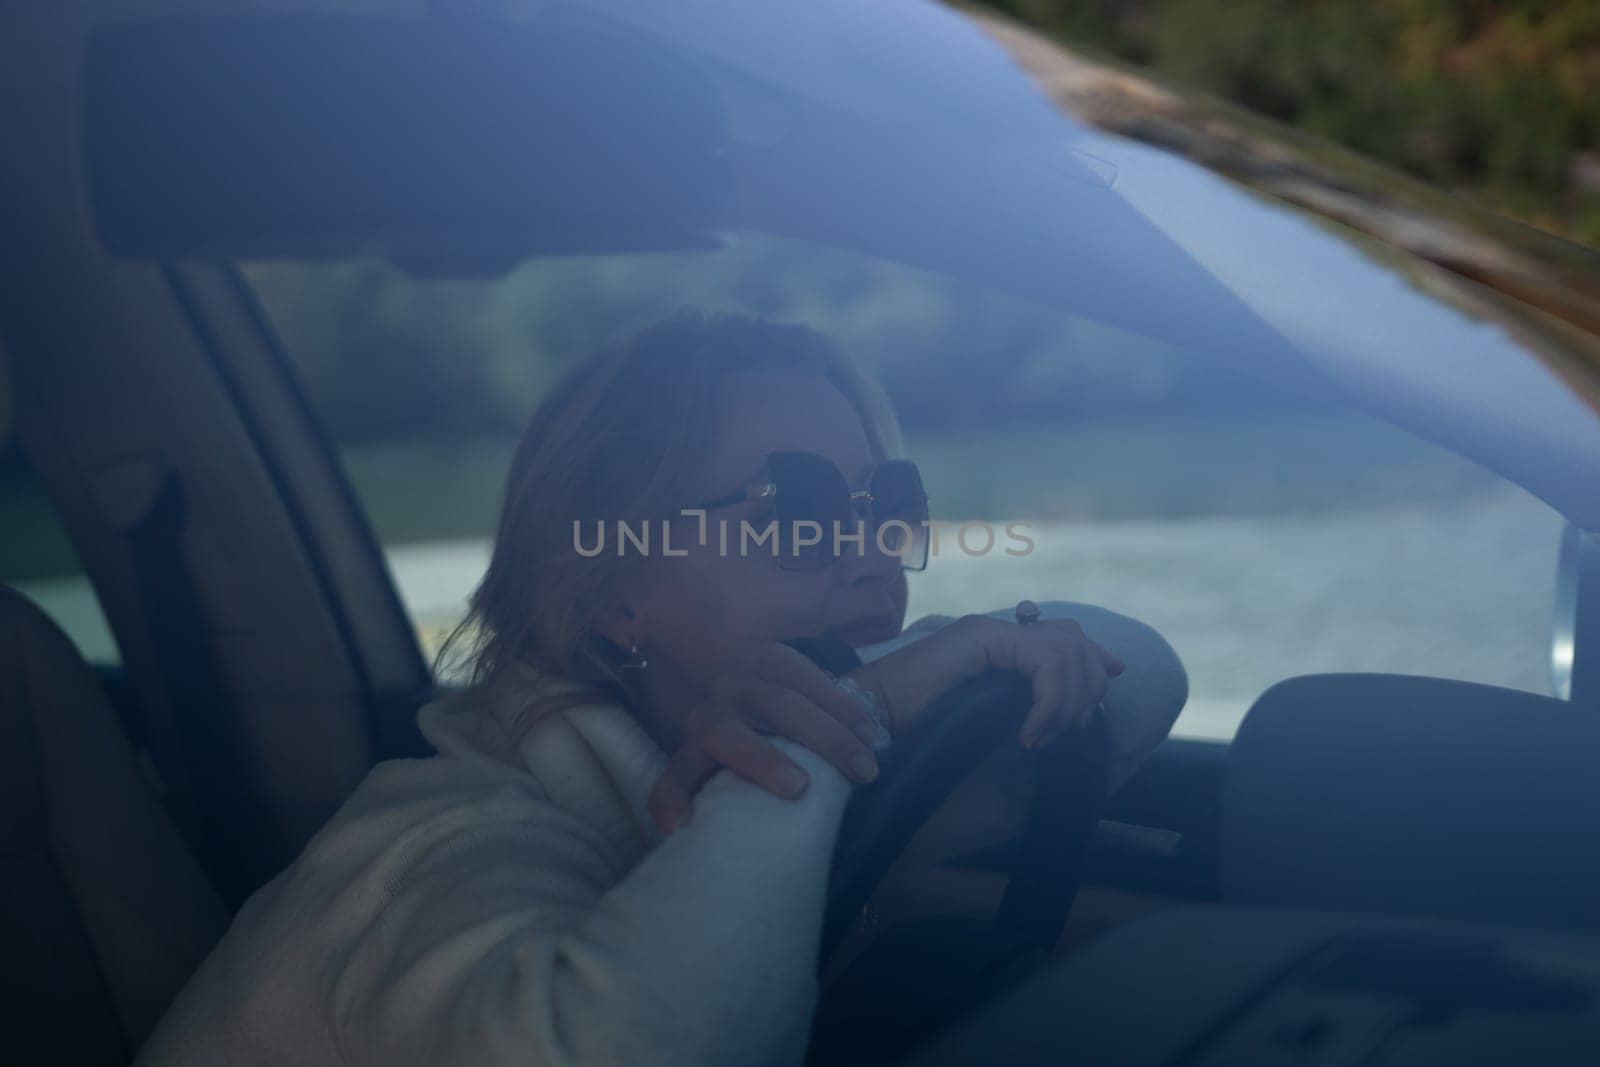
[242,231,1563,740]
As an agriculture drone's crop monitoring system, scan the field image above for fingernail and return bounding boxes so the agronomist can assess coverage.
[851,719,878,745]
[850,751,879,782]
[774,766,808,797]
[662,809,688,834]
[1019,726,1040,749]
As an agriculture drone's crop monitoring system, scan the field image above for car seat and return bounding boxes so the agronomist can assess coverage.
[1222,673,1600,930]
[0,348,227,1064]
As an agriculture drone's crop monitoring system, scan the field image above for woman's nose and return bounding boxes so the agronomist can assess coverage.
[834,519,902,585]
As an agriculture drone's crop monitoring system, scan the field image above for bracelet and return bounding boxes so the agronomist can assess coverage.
[834,675,893,754]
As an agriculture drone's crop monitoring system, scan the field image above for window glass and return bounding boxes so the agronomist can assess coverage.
[243,234,1561,738]
[0,439,121,664]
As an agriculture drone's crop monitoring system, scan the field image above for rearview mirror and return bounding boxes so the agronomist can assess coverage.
[86,9,732,268]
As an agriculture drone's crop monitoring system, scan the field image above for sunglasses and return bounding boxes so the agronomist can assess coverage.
[687,450,930,572]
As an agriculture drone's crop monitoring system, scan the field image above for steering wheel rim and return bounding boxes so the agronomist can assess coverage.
[821,669,1110,966]
[805,669,1110,1064]
[819,675,1107,966]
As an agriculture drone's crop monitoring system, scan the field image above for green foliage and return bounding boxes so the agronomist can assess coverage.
[972,0,1600,244]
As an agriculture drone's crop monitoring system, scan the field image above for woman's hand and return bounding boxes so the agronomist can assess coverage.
[648,640,883,834]
[849,614,1125,752]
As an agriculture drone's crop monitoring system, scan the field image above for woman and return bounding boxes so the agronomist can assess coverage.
[137,311,1184,1067]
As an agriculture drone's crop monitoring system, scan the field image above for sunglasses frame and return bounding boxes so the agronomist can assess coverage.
[686,450,930,572]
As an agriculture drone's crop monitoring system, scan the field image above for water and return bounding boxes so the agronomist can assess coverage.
[385,483,1562,741]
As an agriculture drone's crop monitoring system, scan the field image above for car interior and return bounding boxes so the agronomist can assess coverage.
[5,2,1600,1065]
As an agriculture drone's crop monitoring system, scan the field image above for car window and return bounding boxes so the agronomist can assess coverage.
[242,235,1563,739]
[0,439,121,665]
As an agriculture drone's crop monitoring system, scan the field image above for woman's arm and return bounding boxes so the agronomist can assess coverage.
[855,601,1188,794]
[848,609,1124,749]
[1035,601,1188,792]
[320,605,1178,1064]
[133,704,857,1067]
[328,740,853,1067]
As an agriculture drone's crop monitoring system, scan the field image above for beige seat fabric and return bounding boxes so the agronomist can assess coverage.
[0,587,229,1064]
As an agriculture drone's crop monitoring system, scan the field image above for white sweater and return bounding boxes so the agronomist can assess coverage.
[136,602,1185,1067]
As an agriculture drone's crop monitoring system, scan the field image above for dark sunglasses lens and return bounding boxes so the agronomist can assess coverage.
[764,453,930,572]
[871,460,926,516]
[767,452,850,571]
[872,460,929,570]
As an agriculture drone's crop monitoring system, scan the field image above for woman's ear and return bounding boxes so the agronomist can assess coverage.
[592,597,639,650]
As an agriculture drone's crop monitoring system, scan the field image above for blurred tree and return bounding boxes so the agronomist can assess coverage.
[973,0,1600,246]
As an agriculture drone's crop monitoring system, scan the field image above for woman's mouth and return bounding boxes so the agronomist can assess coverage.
[824,613,900,646]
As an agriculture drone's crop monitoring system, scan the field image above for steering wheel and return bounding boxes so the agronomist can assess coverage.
[805,661,1111,1063]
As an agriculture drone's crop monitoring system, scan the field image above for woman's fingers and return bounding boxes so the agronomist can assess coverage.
[648,745,718,834]
[1036,620,1122,670]
[1014,621,1120,748]
[1018,652,1064,749]
[1015,621,1076,746]
[733,676,879,783]
[1045,655,1112,748]
[650,712,820,834]
[699,716,811,798]
[646,639,894,834]
[1095,642,1127,677]
[751,642,879,746]
[1061,633,1091,728]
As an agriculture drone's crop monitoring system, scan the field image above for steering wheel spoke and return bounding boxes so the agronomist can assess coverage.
[811,668,1111,1063]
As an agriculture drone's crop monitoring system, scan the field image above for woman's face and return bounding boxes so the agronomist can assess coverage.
[624,370,909,696]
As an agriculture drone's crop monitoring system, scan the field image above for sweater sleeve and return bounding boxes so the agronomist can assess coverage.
[859,600,1188,794]
[331,740,853,1067]
[1034,600,1188,793]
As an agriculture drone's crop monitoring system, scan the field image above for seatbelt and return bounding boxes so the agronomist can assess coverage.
[123,472,258,906]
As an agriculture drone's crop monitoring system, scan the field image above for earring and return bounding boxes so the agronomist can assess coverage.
[619,639,649,672]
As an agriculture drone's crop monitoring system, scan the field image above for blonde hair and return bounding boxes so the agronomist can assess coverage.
[438,309,904,727]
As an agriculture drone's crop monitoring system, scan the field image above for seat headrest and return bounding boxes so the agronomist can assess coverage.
[1223,672,1600,931]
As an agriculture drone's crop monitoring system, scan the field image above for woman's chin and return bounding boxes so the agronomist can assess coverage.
[825,620,902,648]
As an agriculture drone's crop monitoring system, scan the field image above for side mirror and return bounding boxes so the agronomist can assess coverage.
[1552,521,1600,706]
